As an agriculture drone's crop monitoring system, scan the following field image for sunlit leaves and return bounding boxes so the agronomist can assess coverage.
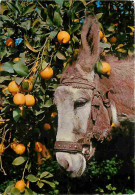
[13,62,28,76]
[12,156,27,166]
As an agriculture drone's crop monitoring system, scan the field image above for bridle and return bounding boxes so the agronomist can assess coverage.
[54,80,112,160]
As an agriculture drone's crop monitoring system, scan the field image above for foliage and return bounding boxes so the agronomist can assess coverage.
[0,0,134,194]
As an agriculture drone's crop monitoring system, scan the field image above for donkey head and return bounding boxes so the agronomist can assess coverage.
[54,16,111,177]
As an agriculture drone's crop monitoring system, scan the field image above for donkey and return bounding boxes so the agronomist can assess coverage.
[53,15,134,177]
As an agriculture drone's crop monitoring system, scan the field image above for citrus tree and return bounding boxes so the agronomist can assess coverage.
[0,0,134,194]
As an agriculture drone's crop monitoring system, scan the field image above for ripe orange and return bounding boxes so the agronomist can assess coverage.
[14,143,26,155]
[19,106,24,117]
[25,94,35,107]
[15,180,25,192]
[114,23,118,26]
[10,142,18,150]
[13,93,26,106]
[99,30,104,39]
[40,67,53,80]
[44,123,51,131]
[0,143,5,154]
[13,57,20,62]
[101,62,111,75]
[0,117,5,125]
[110,36,117,43]
[2,87,9,96]
[102,36,107,43]
[6,38,14,47]
[8,81,20,95]
[74,19,79,23]
[21,79,33,92]
[35,142,43,152]
[57,31,70,44]
[51,112,57,118]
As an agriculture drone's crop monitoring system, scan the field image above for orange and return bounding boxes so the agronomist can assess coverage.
[26,181,30,188]
[0,143,5,154]
[2,87,9,96]
[101,62,111,75]
[44,123,51,130]
[25,94,35,107]
[99,30,104,39]
[57,31,70,44]
[21,79,33,92]
[14,144,26,155]
[5,38,14,47]
[15,180,25,192]
[35,142,43,152]
[32,61,38,73]
[130,32,134,36]
[102,36,107,43]
[8,81,20,95]
[13,57,20,62]
[40,67,53,80]
[114,23,118,26]
[51,112,57,118]
[13,93,26,106]
[74,19,79,23]
[0,64,3,71]
[110,36,117,43]
[0,116,5,125]
[10,142,18,150]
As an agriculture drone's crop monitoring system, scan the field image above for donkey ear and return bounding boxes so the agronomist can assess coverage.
[77,15,100,73]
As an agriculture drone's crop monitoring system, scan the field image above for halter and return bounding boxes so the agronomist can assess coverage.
[54,81,112,160]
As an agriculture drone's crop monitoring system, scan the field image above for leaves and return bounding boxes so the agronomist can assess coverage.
[13,62,28,76]
[13,108,21,122]
[12,156,27,166]
[23,4,36,15]
[53,11,63,27]
[24,35,39,53]
[44,99,53,108]
[40,171,53,179]
[2,62,14,73]
[26,174,39,182]
[56,52,66,60]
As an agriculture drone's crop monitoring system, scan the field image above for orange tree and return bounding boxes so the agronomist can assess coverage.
[0,0,134,194]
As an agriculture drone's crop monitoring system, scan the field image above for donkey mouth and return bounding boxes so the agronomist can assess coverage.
[56,152,86,177]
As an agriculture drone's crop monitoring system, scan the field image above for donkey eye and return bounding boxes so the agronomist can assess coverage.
[74,100,88,109]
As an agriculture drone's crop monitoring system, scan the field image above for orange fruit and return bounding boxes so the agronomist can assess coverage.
[130,32,134,36]
[40,67,53,80]
[26,181,30,188]
[74,19,79,23]
[44,123,51,130]
[101,62,111,75]
[15,180,25,192]
[32,61,38,73]
[25,94,35,107]
[0,143,5,154]
[2,87,9,96]
[0,116,5,125]
[51,112,57,118]
[8,81,20,95]
[0,64,3,71]
[13,93,26,106]
[10,142,18,150]
[21,79,33,92]
[114,23,118,26]
[110,36,117,43]
[57,31,70,44]
[102,36,107,43]
[13,57,20,62]
[35,142,43,152]
[99,30,104,39]
[14,143,26,155]
[5,38,14,47]
[19,106,24,117]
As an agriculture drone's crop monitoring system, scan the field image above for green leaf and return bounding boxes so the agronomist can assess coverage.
[13,62,28,76]
[96,61,102,74]
[56,52,66,60]
[108,25,115,32]
[7,28,15,36]
[0,47,7,59]
[53,11,63,27]
[23,4,36,15]
[0,76,10,83]
[37,181,44,188]
[13,108,21,122]
[41,180,55,188]
[49,30,58,39]
[55,0,64,6]
[44,99,53,108]
[15,77,24,85]
[100,42,111,49]
[21,20,31,30]
[26,174,39,182]
[3,184,14,195]
[40,171,53,179]
[2,62,14,73]
[12,156,27,166]
[42,61,48,69]
[96,13,103,20]
[11,187,20,195]
[70,24,80,34]
[24,188,35,195]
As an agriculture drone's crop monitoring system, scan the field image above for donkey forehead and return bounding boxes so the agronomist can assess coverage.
[54,86,92,104]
